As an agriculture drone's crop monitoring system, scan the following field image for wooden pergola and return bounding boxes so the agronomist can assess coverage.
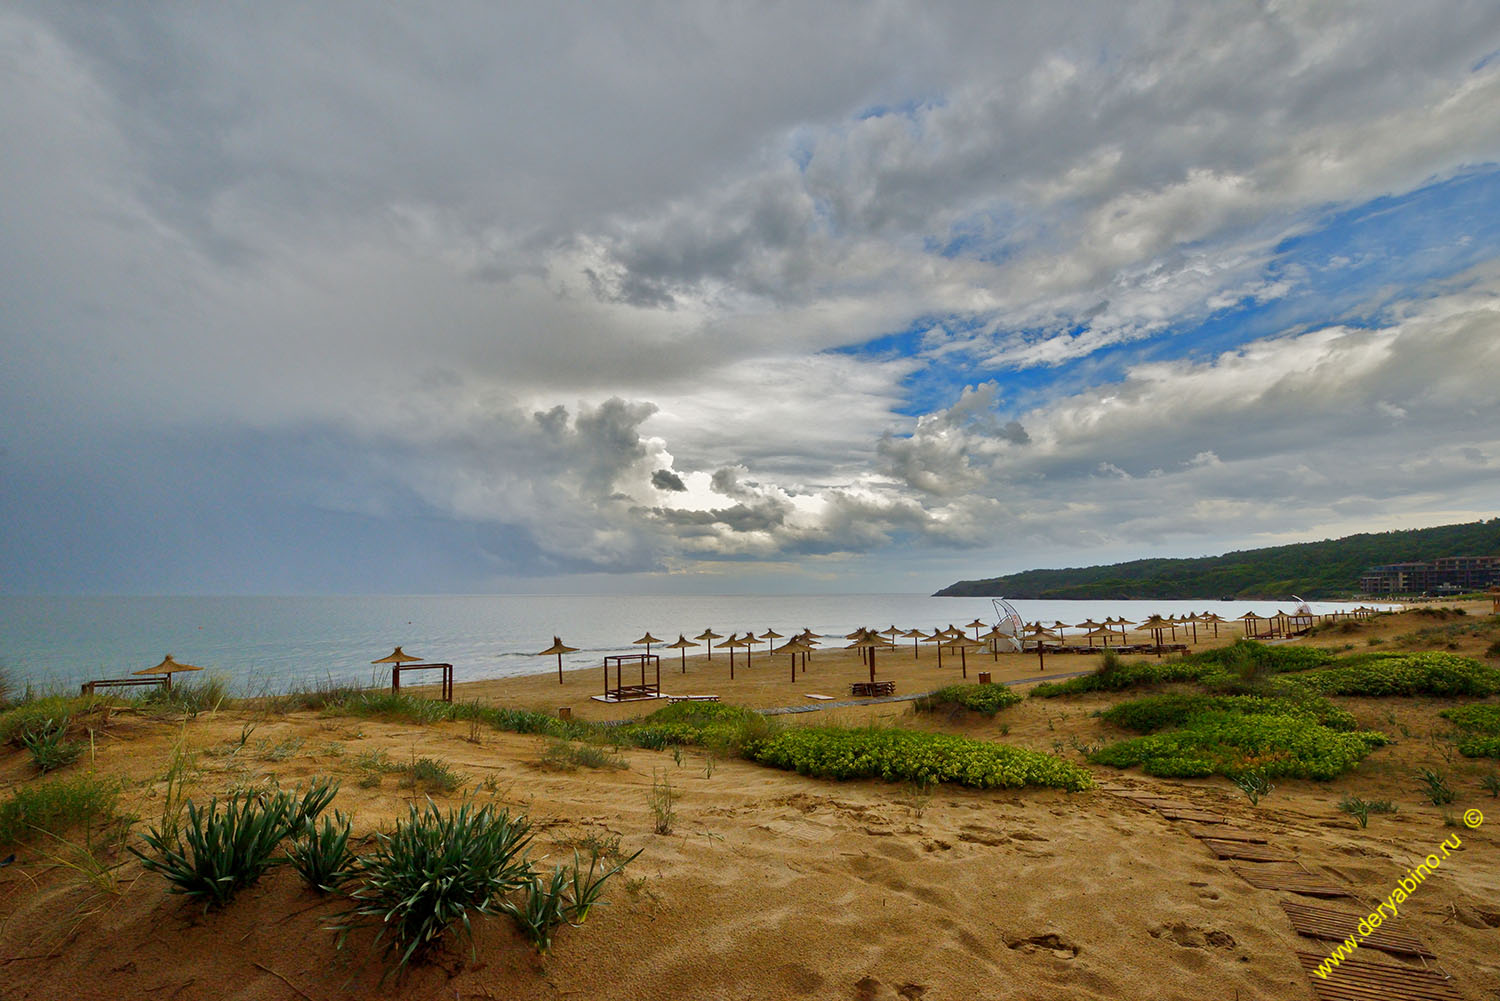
[603,653,661,701]
[374,647,454,703]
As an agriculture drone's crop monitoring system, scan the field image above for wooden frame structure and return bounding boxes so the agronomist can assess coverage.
[390,662,455,702]
[603,653,661,701]
[81,676,169,696]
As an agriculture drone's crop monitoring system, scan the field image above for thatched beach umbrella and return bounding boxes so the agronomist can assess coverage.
[942,637,982,679]
[134,654,204,691]
[901,628,925,658]
[1109,616,1135,640]
[372,646,422,667]
[695,628,723,660]
[760,627,784,653]
[1237,611,1265,640]
[1200,611,1225,637]
[633,632,663,657]
[980,625,1010,660]
[1022,625,1061,671]
[845,635,892,684]
[741,632,759,668]
[965,618,987,641]
[776,637,812,683]
[1138,615,1174,656]
[536,636,579,684]
[664,634,700,674]
[720,633,747,679]
[1082,625,1115,648]
[918,629,948,668]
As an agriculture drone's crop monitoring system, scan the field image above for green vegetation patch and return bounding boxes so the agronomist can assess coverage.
[1029,657,1212,698]
[1185,639,1335,675]
[743,726,1092,791]
[1099,693,1358,734]
[1441,704,1500,758]
[0,774,123,846]
[617,701,771,754]
[1088,711,1388,780]
[913,683,1023,716]
[1283,652,1500,697]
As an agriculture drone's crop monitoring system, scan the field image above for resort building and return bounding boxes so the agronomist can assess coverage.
[1359,555,1500,595]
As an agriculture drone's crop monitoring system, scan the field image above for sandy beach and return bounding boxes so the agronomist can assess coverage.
[2,604,1497,1000]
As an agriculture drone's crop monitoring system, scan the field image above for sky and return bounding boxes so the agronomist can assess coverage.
[3,2,1500,595]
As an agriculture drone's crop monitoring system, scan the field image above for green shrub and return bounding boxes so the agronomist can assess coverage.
[0,774,122,846]
[1186,639,1335,675]
[396,757,466,793]
[1088,712,1387,780]
[20,719,84,772]
[0,695,106,746]
[289,810,356,893]
[1285,653,1500,697]
[539,740,628,771]
[132,779,338,910]
[1415,768,1456,805]
[144,676,230,716]
[338,799,534,973]
[1029,658,1211,698]
[1099,693,1358,733]
[1440,705,1500,758]
[1233,768,1274,805]
[913,684,1023,716]
[744,726,1093,791]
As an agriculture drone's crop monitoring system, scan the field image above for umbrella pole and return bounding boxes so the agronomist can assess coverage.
[1037,644,1044,672]
[557,653,564,685]
[790,654,795,684]
[681,649,687,674]
[869,647,876,685]
[960,646,967,679]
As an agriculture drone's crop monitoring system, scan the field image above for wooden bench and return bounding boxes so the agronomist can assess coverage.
[81,677,169,696]
[850,681,895,697]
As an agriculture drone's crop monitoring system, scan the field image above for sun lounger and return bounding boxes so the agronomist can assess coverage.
[665,694,720,703]
[850,681,896,697]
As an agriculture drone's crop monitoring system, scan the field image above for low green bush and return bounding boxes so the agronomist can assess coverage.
[0,695,106,746]
[1029,658,1211,698]
[1284,652,1500,697]
[0,774,122,846]
[1099,693,1358,734]
[289,810,356,893]
[1088,712,1387,780]
[914,683,1023,716]
[338,799,534,973]
[1441,704,1500,758]
[743,726,1092,791]
[132,778,338,910]
[1184,639,1335,675]
[20,718,84,772]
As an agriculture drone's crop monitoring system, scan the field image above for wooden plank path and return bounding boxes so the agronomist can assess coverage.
[1294,952,1462,1001]
[1281,902,1436,960]
[1231,863,1352,899]
[1096,780,1464,997]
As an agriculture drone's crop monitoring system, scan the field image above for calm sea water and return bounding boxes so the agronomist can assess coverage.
[0,594,1395,695]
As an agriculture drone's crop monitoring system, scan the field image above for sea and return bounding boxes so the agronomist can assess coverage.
[0,594,1398,696]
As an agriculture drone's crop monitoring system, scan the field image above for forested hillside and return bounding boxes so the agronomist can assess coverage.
[935,519,1500,599]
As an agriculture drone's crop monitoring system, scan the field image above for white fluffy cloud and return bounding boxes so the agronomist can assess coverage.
[3,2,1499,592]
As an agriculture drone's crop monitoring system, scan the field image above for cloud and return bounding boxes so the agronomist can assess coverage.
[4,3,1500,592]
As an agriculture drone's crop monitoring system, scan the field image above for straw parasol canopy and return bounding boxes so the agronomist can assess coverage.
[371,646,423,666]
[135,654,203,690]
[901,627,926,657]
[663,634,700,674]
[965,618,987,640]
[536,636,579,684]
[633,632,663,656]
[1108,616,1135,639]
[879,624,904,641]
[1082,625,1115,647]
[695,628,723,660]
[1138,615,1175,655]
[760,627,784,652]
[980,624,1012,659]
